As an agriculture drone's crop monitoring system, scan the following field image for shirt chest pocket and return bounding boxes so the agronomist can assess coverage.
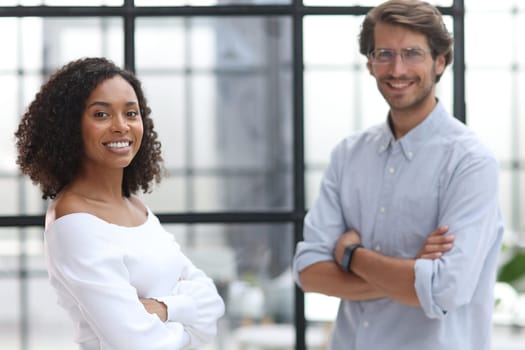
[385,177,441,258]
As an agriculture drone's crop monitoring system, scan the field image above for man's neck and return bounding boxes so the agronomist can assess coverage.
[389,98,438,139]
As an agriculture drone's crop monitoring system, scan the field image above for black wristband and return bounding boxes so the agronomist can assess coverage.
[340,243,363,272]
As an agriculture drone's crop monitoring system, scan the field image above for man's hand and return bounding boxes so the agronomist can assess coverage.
[140,297,168,322]
[416,226,454,259]
[334,226,454,267]
[334,229,362,267]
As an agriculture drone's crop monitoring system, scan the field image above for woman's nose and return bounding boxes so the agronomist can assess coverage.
[111,115,130,132]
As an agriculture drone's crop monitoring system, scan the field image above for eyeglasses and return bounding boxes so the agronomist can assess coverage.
[368,48,431,65]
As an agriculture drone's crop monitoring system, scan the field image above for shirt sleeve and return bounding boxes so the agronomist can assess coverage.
[293,141,348,287]
[154,254,225,349]
[45,216,191,350]
[414,152,504,319]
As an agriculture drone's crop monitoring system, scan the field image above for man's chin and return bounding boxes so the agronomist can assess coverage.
[385,97,413,111]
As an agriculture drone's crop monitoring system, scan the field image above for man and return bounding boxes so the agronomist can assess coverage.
[293,1,504,349]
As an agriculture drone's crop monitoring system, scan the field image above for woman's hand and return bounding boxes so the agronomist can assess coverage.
[140,298,168,322]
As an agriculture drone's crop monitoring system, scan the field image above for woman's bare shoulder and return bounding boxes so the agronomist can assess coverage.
[128,194,148,214]
[45,191,89,228]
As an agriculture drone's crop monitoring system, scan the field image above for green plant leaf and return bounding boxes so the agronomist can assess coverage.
[498,252,525,284]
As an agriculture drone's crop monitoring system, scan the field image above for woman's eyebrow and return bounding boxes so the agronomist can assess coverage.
[86,101,138,108]
[86,101,110,108]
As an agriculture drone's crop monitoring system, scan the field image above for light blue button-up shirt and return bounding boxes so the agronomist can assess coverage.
[294,101,504,350]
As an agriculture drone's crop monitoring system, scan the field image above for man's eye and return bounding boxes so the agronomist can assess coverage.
[405,49,423,57]
[377,50,394,59]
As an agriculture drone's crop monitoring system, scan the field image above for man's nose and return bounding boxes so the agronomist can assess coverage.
[389,54,409,76]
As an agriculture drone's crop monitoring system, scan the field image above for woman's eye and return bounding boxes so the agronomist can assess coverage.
[127,111,139,118]
[94,111,108,118]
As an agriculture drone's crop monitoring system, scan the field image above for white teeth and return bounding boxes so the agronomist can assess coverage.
[390,82,410,88]
[106,141,130,148]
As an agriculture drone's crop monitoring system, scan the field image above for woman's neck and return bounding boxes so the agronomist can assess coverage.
[72,166,126,203]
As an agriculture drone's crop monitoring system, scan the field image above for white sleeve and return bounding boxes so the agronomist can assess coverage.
[155,253,225,349]
[45,216,190,350]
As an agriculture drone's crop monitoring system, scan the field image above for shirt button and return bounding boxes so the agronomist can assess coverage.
[408,151,413,158]
[375,245,381,252]
[379,207,385,213]
[363,321,369,328]
[389,167,395,174]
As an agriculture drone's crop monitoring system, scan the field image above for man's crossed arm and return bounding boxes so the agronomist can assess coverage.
[299,226,454,306]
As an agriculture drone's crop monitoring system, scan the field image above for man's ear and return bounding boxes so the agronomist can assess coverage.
[367,59,375,77]
[434,54,446,77]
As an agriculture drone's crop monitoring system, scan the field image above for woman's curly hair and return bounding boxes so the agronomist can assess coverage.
[15,57,164,199]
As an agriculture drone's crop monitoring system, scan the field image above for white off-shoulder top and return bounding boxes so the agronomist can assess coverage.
[44,208,225,350]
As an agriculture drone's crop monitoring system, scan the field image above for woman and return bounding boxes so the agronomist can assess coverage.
[15,57,225,349]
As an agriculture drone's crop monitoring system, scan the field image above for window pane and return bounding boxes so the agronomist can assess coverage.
[517,13,525,64]
[4,0,123,5]
[0,228,22,272]
[304,292,340,348]
[465,12,514,67]
[28,278,74,350]
[42,0,123,4]
[135,0,290,5]
[0,228,77,350]
[41,17,123,70]
[25,227,71,350]
[465,0,519,11]
[136,17,293,212]
[0,227,47,350]
[304,0,453,6]
[467,69,513,161]
[0,278,20,350]
[0,19,20,70]
[0,74,19,174]
[304,15,374,170]
[303,16,361,66]
[465,6,523,248]
[0,177,41,216]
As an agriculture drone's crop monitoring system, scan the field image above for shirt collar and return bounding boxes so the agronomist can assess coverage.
[377,100,447,160]
[377,123,395,155]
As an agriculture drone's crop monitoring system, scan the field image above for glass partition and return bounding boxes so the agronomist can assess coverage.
[136,16,293,212]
